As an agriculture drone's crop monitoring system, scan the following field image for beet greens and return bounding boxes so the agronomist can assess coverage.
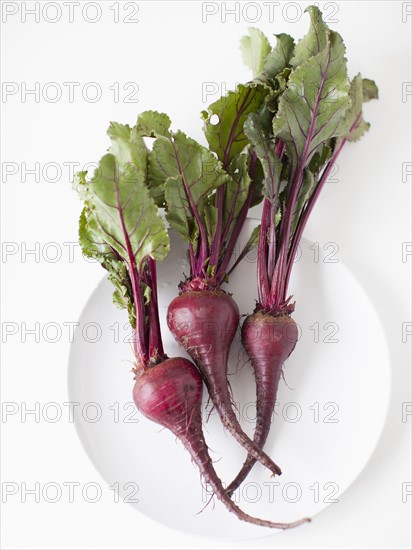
[75,122,170,369]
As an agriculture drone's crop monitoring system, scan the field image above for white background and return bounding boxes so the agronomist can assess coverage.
[1,1,411,549]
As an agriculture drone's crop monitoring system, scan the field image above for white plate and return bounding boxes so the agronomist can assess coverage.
[68,219,391,539]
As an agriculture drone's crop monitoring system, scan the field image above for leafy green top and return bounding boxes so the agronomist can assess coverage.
[138,111,255,288]
[234,6,378,312]
[74,121,169,367]
[74,4,378,323]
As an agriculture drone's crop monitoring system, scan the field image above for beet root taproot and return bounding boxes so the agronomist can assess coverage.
[133,356,309,529]
[167,290,282,478]
[226,312,299,495]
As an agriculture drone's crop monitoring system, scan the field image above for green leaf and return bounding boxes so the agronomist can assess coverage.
[308,143,333,174]
[273,67,292,97]
[275,67,292,94]
[143,283,152,305]
[151,130,231,242]
[273,26,350,168]
[222,153,252,238]
[246,224,261,251]
[240,27,271,77]
[146,162,166,208]
[164,175,197,242]
[136,110,172,138]
[347,76,370,142]
[204,201,218,244]
[290,169,315,235]
[290,6,328,68]
[202,32,292,181]
[135,111,172,206]
[348,119,370,142]
[244,113,283,202]
[79,207,136,327]
[337,74,379,143]
[76,123,170,312]
[253,33,295,88]
[110,265,136,328]
[264,33,295,77]
[85,152,169,267]
[249,157,264,207]
[202,83,268,165]
[251,34,295,130]
[78,205,107,260]
[362,79,379,102]
[107,122,148,174]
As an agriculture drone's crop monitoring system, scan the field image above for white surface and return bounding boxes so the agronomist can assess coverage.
[68,228,390,539]
[1,1,411,549]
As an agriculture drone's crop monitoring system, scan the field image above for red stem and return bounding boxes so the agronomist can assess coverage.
[221,151,257,249]
[215,187,252,283]
[266,142,284,283]
[113,166,147,366]
[215,153,257,283]
[172,140,209,276]
[267,202,277,283]
[271,243,287,308]
[223,88,252,168]
[257,199,271,305]
[208,89,254,275]
[209,186,225,269]
[258,139,284,309]
[273,54,331,306]
[146,258,166,363]
[282,112,362,299]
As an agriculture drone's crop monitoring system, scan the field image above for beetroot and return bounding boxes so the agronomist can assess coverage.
[227,313,298,495]
[167,290,282,477]
[133,356,309,529]
[226,7,377,492]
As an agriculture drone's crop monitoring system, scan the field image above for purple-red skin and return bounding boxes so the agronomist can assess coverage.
[226,312,298,496]
[133,356,309,529]
[166,290,282,478]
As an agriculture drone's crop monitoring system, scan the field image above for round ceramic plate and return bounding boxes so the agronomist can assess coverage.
[68,219,391,539]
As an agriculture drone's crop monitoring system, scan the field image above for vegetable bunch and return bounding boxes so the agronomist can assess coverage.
[74,6,377,528]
